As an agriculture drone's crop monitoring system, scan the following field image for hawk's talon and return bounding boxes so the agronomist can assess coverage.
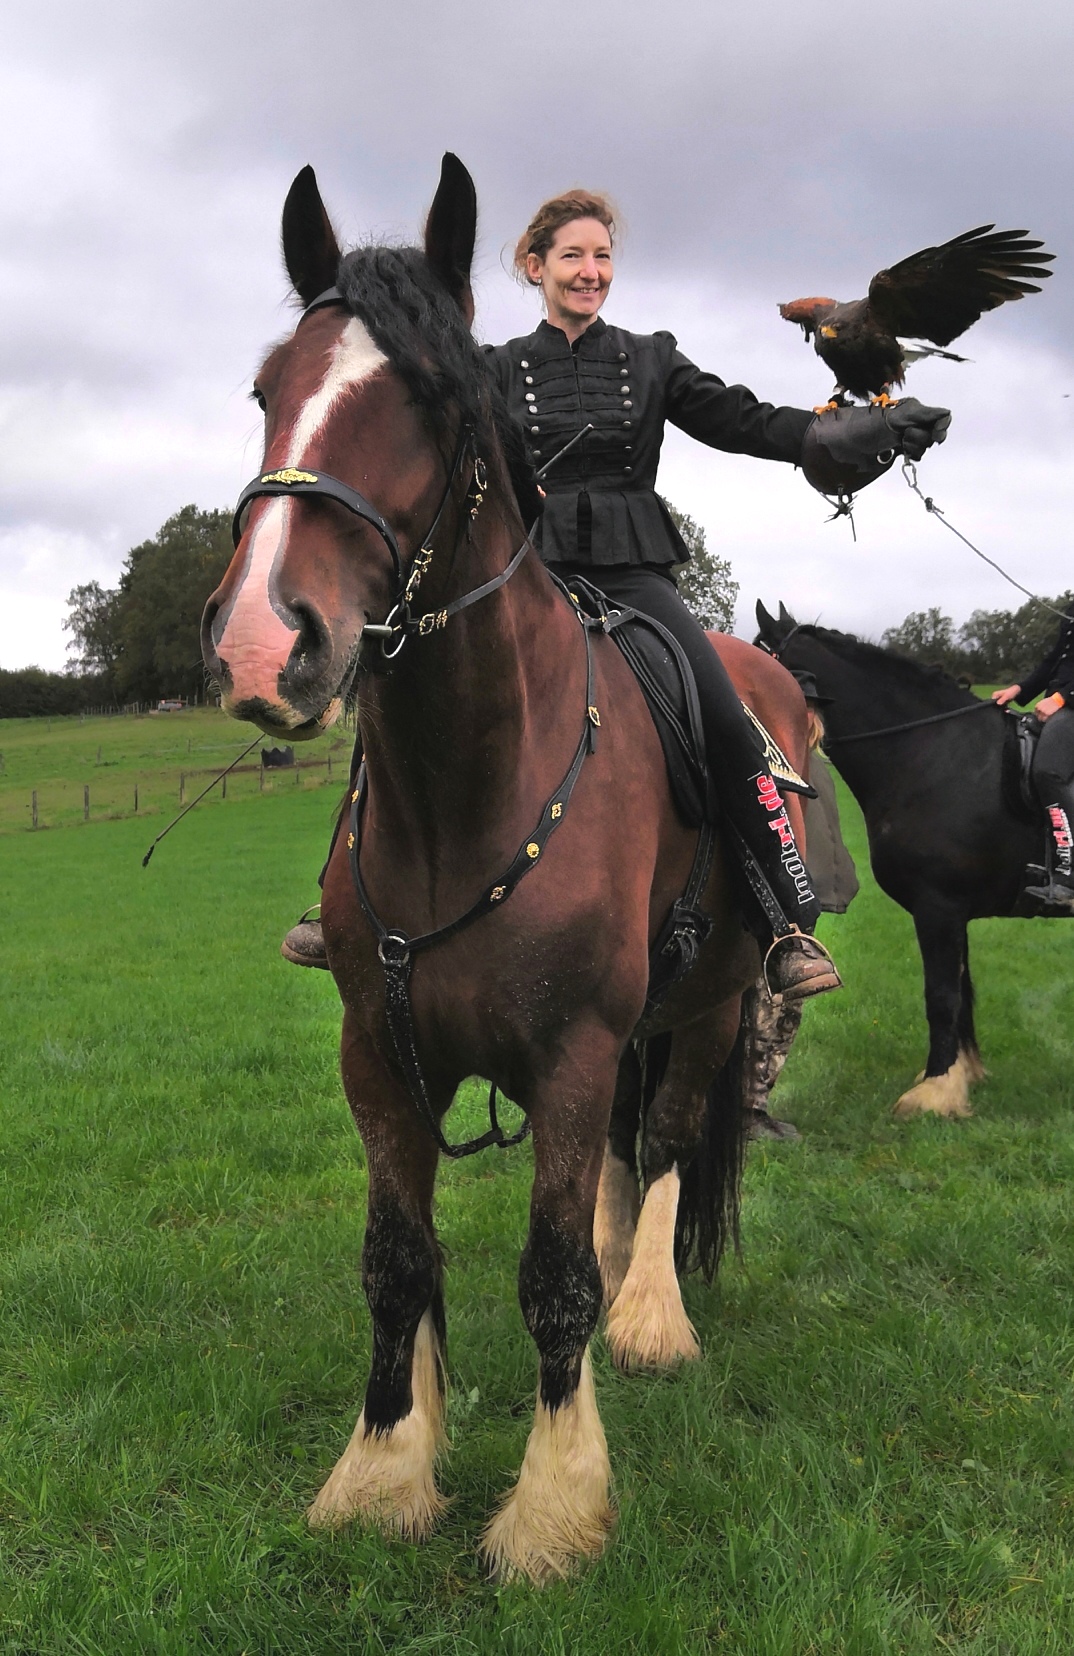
[813,401,842,415]
[870,391,898,408]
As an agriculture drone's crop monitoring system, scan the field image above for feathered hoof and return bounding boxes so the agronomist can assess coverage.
[481,1354,614,1585]
[604,1281,700,1373]
[307,1311,444,1538]
[893,1065,973,1121]
[306,1410,445,1538]
[481,1486,614,1586]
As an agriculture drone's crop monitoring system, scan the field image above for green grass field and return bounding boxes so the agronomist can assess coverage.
[0,707,353,834]
[1,711,1072,1653]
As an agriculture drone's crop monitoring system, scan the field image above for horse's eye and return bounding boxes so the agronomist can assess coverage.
[252,387,267,413]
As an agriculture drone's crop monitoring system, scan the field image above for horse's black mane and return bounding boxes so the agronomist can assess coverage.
[799,622,974,704]
[335,246,541,522]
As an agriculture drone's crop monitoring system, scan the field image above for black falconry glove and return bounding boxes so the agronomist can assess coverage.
[800,399,951,499]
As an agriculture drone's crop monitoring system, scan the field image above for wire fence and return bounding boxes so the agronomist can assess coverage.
[11,753,348,835]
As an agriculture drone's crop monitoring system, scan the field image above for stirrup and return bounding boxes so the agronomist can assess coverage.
[762,926,842,1006]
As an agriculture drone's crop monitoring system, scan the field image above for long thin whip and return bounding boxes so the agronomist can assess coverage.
[901,460,1069,620]
[141,736,262,867]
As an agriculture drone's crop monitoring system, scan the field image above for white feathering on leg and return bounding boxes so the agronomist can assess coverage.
[604,1168,700,1372]
[593,1144,640,1307]
[307,1308,445,1537]
[481,1349,613,1584]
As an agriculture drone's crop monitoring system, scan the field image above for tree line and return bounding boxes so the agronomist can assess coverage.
[880,595,1073,685]
[2,495,1062,721]
[0,506,234,719]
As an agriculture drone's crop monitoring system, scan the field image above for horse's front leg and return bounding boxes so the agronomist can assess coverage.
[894,905,974,1120]
[482,1029,618,1584]
[308,1016,445,1537]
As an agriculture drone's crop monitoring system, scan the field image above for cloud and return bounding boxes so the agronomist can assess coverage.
[2,0,1071,667]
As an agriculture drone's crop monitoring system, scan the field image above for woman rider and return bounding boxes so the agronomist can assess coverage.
[283,188,950,992]
[993,600,1074,911]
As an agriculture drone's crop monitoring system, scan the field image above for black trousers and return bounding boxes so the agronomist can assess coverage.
[1034,707,1074,873]
[547,562,820,933]
[1034,706,1074,794]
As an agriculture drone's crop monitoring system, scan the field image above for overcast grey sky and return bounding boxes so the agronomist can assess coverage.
[3,0,1071,669]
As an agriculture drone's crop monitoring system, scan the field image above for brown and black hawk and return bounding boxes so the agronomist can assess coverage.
[780,225,1054,406]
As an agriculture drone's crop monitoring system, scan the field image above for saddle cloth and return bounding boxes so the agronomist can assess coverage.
[566,578,814,829]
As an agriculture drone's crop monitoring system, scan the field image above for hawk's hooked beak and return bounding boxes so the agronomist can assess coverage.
[819,325,838,339]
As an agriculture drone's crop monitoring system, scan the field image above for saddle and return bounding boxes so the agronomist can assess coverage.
[1004,711,1042,818]
[564,578,814,831]
[564,578,815,1013]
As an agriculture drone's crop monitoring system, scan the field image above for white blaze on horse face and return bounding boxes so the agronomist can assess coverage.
[217,318,387,707]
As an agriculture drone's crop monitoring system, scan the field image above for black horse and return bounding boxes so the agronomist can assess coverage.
[755,601,1062,1120]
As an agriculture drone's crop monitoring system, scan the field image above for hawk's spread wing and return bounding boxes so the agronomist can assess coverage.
[867,226,1054,348]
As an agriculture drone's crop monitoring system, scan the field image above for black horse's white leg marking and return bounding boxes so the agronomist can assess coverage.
[894,905,976,1119]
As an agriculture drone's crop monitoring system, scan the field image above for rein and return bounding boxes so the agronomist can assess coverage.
[760,624,999,746]
[824,701,997,744]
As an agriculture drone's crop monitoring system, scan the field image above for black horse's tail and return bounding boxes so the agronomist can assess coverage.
[673,1015,750,1283]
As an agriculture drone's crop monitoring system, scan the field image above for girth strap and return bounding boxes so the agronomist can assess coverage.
[348,613,599,1158]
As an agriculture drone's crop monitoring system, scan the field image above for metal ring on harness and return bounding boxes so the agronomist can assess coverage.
[377,931,411,967]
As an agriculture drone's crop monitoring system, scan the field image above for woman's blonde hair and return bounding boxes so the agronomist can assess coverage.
[806,708,826,752]
[512,190,617,285]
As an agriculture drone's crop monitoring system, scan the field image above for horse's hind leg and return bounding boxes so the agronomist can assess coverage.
[894,906,974,1120]
[957,954,986,1082]
[482,1034,617,1584]
[594,1044,642,1306]
[308,1023,445,1537]
[605,1002,742,1374]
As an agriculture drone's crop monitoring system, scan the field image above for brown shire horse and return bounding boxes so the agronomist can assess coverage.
[202,155,812,1582]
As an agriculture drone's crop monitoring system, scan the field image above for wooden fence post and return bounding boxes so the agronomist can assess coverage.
[259,764,264,792]
[32,790,38,829]
[134,784,139,813]
[295,763,301,786]
[222,773,227,800]
[328,753,333,778]
[179,773,185,804]
[84,785,90,822]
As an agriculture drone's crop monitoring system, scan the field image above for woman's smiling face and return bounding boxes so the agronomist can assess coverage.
[526,217,614,334]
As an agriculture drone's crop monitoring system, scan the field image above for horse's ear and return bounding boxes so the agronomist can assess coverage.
[755,600,780,641]
[778,600,797,628]
[282,166,342,306]
[424,153,476,325]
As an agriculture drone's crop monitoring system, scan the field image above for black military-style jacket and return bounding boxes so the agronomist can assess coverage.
[483,317,813,567]
[1018,602,1074,706]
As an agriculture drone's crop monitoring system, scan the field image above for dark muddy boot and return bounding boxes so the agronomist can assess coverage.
[746,1108,801,1142]
[281,911,330,969]
[763,928,842,1003]
[1023,869,1074,915]
[1024,794,1074,914]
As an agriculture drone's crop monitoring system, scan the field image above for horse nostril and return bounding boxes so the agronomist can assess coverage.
[286,603,332,680]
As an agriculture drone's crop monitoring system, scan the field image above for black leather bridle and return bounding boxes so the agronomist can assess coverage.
[230,285,529,661]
